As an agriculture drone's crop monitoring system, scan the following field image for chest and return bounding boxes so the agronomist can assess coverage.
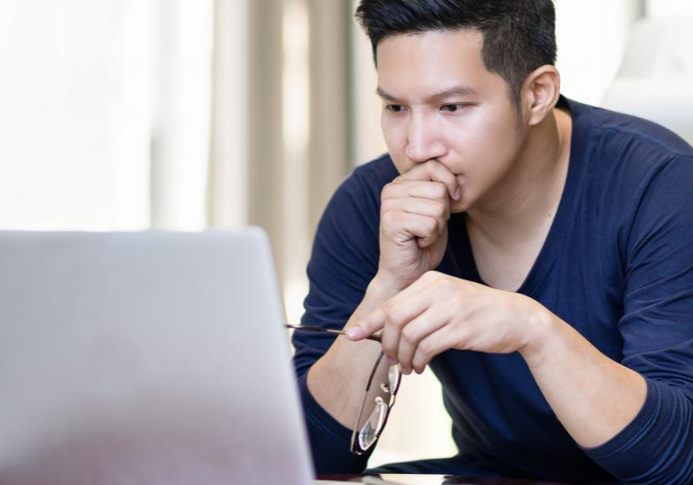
[468,228,550,292]
[448,216,626,361]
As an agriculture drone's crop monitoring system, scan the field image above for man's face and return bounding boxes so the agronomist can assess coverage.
[376,29,526,213]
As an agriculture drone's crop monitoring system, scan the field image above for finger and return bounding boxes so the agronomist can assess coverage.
[380,211,445,248]
[411,323,461,374]
[376,283,433,363]
[346,305,387,341]
[395,311,449,375]
[398,160,460,201]
[382,179,450,203]
[379,304,419,367]
[381,197,450,225]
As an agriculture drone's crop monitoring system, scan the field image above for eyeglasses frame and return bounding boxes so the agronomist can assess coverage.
[285,323,401,456]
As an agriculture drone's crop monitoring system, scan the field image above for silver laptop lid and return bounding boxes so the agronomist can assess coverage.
[0,228,314,485]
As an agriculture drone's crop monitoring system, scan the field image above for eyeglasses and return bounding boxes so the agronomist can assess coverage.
[286,324,401,456]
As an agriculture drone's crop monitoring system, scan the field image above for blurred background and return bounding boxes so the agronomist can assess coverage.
[1,0,692,469]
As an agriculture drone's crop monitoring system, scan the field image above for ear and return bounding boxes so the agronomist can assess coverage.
[521,65,561,126]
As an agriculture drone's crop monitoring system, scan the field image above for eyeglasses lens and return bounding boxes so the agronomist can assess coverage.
[356,361,400,451]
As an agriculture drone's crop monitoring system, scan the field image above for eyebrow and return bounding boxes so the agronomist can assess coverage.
[376,85,478,103]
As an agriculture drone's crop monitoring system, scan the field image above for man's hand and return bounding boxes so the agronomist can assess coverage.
[377,160,460,292]
[305,161,460,426]
[347,271,549,374]
[347,271,648,452]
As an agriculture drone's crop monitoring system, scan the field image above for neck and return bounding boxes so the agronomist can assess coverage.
[466,108,572,246]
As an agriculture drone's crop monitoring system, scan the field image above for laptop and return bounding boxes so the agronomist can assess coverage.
[0,228,334,485]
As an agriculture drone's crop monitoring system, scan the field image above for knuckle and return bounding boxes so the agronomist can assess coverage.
[418,339,433,357]
[423,216,437,233]
[382,341,397,355]
[412,354,429,374]
[422,270,444,285]
[381,301,400,324]
[437,276,454,291]
[380,199,395,213]
[381,182,398,199]
[425,161,449,177]
[381,210,398,227]
[381,299,396,313]
[424,270,439,279]
[432,182,448,199]
[420,271,435,283]
[423,160,438,172]
[401,326,418,344]
[433,201,447,219]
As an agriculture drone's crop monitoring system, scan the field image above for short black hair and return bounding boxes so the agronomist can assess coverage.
[355,0,557,111]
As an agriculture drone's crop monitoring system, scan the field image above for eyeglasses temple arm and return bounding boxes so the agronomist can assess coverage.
[285,323,382,343]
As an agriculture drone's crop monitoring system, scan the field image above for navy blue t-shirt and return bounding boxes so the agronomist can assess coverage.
[292,97,693,484]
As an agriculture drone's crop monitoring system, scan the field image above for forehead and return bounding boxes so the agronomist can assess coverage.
[376,29,506,100]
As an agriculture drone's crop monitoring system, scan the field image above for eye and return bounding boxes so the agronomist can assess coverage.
[441,104,469,113]
[385,104,405,113]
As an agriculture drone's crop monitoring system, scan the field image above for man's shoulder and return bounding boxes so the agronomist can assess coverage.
[351,153,399,187]
[333,153,399,203]
[320,153,397,227]
[568,97,693,161]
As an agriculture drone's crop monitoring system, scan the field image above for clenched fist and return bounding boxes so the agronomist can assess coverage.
[377,160,460,291]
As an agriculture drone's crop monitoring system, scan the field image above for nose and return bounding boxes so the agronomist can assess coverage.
[405,112,447,163]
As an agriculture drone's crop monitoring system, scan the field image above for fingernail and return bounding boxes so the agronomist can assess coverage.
[387,357,397,365]
[346,327,362,340]
[454,187,461,201]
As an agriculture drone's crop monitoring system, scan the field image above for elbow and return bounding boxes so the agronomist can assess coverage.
[620,393,693,485]
[587,380,693,484]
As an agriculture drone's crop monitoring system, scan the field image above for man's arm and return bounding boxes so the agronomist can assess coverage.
[306,161,461,422]
[306,277,398,429]
[349,154,693,484]
[517,303,647,449]
[347,273,646,447]
[293,156,460,472]
[347,267,693,483]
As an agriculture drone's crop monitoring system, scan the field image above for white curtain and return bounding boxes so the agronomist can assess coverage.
[0,0,213,232]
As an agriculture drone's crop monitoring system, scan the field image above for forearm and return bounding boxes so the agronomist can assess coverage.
[306,275,399,428]
[520,307,648,448]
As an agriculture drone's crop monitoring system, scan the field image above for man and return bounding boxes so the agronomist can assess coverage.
[292,1,693,483]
